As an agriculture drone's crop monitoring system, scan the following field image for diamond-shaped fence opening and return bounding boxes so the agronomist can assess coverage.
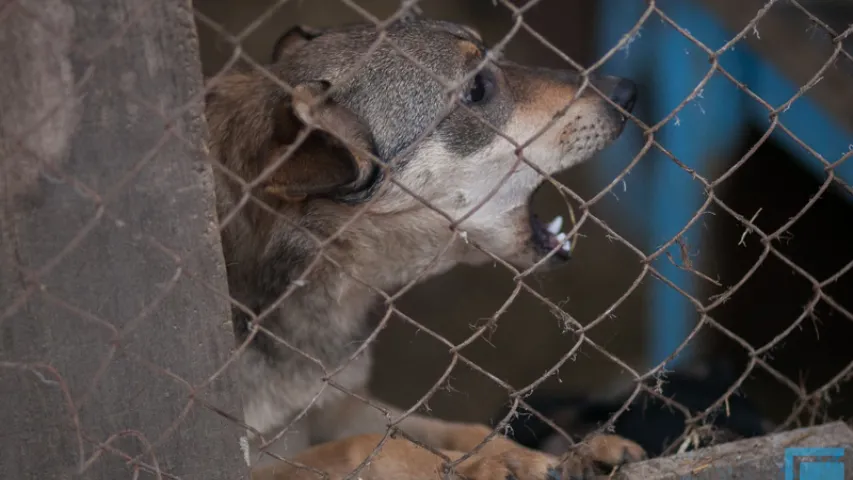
[1,0,852,479]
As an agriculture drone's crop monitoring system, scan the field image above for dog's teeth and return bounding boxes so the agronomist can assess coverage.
[547,216,563,235]
[555,232,571,252]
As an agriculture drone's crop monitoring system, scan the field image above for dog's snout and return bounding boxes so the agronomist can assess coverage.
[609,78,637,112]
[592,75,637,113]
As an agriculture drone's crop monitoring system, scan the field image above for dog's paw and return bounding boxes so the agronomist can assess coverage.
[457,448,563,480]
[585,434,646,466]
[554,434,647,479]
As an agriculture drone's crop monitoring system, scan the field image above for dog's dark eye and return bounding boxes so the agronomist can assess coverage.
[463,71,494,105]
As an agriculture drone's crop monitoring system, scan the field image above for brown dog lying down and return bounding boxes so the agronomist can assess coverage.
[205,16,643,480]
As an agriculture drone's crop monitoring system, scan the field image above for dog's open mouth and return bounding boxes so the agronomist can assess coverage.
[529,207,572,261]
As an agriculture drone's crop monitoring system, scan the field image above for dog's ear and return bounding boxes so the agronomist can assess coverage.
[272,25,324,62]
[263,81,378,202]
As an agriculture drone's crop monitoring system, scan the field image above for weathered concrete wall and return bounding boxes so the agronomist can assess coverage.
[0,0,245,478]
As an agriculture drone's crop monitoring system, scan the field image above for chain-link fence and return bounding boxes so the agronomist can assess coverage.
[2,0,852,478]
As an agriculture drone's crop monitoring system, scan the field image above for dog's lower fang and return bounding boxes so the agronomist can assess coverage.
[546,216,571,252]
[555,232,571,252]
[531,214,572,260]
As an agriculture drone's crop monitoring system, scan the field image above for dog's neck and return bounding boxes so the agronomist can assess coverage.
[231,255,379,437]
[224,205,466,364]
[220,194,472,437]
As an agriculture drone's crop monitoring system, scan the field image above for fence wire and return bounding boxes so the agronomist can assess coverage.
[2,0,853,478]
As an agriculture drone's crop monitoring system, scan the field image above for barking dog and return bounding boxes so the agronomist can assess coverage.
[205,18,642,480]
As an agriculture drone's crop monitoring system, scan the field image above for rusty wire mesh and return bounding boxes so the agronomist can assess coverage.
[2,0,853,478]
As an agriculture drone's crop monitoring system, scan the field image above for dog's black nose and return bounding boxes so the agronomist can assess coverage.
[609,78,637,113]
